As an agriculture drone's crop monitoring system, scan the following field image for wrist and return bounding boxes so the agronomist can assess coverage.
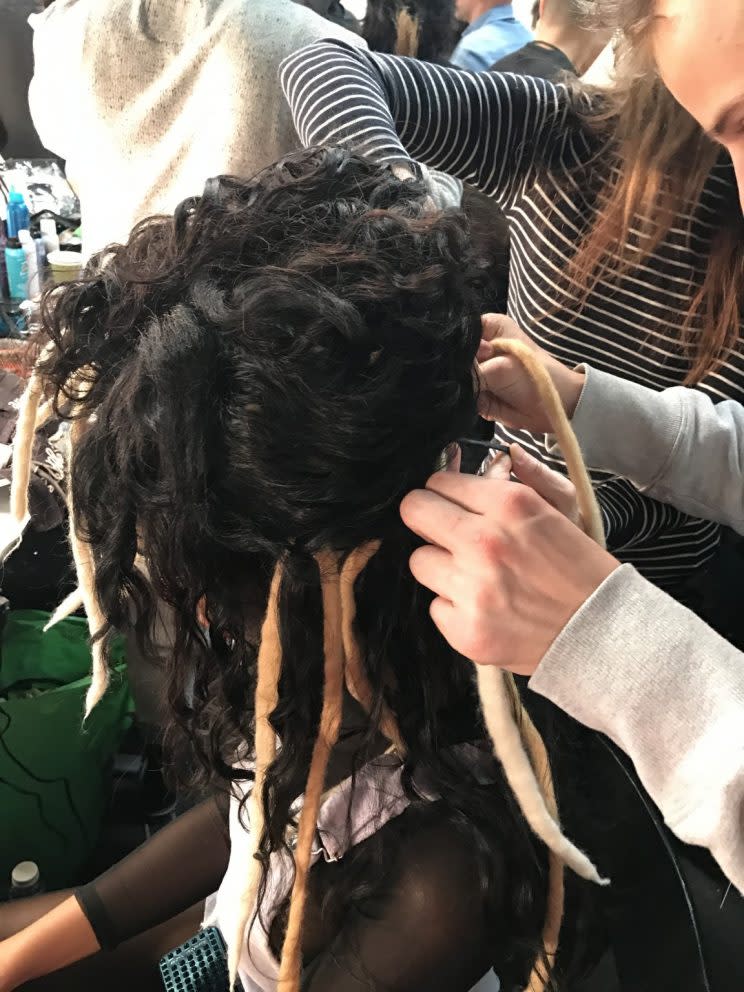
[555,364,585,419]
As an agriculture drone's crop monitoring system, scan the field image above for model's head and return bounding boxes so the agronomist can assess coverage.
[26,145,597,991]
[39,146,486,744]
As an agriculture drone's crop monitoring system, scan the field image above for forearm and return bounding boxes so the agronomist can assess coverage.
[1,896,99,990]
[563,365,744,533]
[280,41,571,201]
[74,796,229,950]
[529,564,744,893]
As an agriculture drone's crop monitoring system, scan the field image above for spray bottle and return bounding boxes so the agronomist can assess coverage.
[4,238,27,300]
[6,190,30,240]
[18,230,39,298]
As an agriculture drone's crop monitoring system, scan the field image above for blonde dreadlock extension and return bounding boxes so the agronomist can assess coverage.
[68,416,110,716]
[228,562,284,986]
[277,552,345,990]
[340,542,406,755]
[10,361,106,711]
[10,372,43,526]
[395,8,420,56]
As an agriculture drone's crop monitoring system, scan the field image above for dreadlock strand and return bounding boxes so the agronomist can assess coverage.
[519,708,565,992]
[43,587,85,630]
[68,417,110,716]
[340,542,406,755]
[488,338,605,547]
[10,372,43,525]
[277,551,345,991]
[477,664,606,883]
[228,562,284,988]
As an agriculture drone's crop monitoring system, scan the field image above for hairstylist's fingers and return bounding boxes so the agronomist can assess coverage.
[428,596,465,651]
[409,544,458,601]
[509,444,581,527]
[481,313,524,343]
[480,450,512,480]
[400,487,474,551]
[477,338,493,362]
[424,470,512,515]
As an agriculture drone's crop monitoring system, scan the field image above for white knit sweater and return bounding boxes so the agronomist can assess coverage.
[28,0,362,256]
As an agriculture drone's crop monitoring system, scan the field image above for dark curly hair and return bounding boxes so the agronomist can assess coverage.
[35,147,558,987]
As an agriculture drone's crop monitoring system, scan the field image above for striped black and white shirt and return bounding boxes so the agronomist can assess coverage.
[281,41,744,589]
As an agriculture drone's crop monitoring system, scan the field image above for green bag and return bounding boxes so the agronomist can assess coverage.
[0,610,133,890]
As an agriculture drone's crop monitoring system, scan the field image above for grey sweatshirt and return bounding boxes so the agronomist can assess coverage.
[28,0,362,257]
[563,364,744,534]
[530,563,744,895]
[538,371,744,892]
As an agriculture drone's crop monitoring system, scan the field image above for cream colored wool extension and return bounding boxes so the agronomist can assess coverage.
[394,8,420,57]
[10,372,43,526]
[68,417,110,716]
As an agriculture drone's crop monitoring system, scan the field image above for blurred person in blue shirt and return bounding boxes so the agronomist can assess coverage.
[451,0,532,71]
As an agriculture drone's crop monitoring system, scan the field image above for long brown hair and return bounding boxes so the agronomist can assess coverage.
[572,1,743,383]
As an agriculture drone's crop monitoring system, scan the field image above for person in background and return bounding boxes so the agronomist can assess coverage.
[491,0,611,79]
[27,0,363,258]
[363,0,459,61]
[451,0,532,70]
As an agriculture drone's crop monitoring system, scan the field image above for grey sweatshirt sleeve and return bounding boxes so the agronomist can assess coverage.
[529,563,744,894]
[559,365,744,534]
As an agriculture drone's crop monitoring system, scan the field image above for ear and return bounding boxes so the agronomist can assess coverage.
[539,0,546,20]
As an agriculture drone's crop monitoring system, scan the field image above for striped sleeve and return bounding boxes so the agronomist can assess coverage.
[280,40,577,206]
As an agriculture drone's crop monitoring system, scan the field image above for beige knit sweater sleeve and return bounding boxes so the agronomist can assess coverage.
[529,563,744,895]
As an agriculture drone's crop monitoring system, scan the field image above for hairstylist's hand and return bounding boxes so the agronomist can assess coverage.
[479,442,584,529]
[400,471,619,676]
[477,314,585,433]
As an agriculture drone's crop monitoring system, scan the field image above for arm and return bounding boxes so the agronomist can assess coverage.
[0,897,98,992]
[0,797,230,990]
[280,41,579,204]
[529,564,744,896]
[401,472,744,895]
[566,366,744,534]
[479,314,744,533]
